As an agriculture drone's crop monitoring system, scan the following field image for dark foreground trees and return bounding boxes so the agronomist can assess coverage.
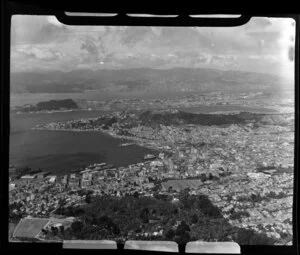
[175,220,191,245]
[235,229,276,245]
[48,194,277,245]
[71,221,83,234]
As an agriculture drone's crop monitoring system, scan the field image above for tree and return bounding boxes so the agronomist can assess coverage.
[172,207,179,214]
[139,208,149,223]
[71,221,83,234]
[97,215,116,232]
[235,229,275,245]
[59,225,65,234]
[51,226,58,235]
[90,216,96,225]
[41,229,48,235]
[191,213,198,224]
[250,193,263,203]
[197,194,222,218]
[199,173,207,182]
[58,198,65,206]
[112,224,120,235]
[9,210,21,224]
[164,228,175,239]
[208,173,214,180]
[179,188,194,209]
[85,193,92,203]
[175,221,190,236]
[175,231,191,246]
[74,207,85,216]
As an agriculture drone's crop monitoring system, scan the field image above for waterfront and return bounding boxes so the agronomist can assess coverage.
[10,110,108,133]
[9,111,155,174]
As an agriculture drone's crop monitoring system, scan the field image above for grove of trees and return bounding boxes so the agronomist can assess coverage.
[45,190,277,245]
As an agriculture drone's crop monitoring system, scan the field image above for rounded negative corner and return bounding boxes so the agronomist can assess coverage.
[53,11,252,27]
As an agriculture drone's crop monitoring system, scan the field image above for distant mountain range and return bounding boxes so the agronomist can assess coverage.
[10,67,289,94]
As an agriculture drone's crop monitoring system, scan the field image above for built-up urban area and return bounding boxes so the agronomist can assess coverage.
[9,92,294,245]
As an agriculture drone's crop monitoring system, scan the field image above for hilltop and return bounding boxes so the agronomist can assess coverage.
[138,110,265,127]
[11,99,78,113]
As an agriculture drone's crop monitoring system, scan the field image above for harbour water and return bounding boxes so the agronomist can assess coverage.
[9,111,154,174]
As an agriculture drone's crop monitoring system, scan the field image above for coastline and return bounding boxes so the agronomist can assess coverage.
[31,127,160,152]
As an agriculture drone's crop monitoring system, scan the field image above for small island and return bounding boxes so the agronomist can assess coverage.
[11,99,78,113]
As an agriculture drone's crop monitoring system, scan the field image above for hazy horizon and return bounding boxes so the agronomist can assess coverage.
[11,16,295,81]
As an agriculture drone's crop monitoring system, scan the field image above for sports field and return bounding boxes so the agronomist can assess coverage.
[13,218,49,239]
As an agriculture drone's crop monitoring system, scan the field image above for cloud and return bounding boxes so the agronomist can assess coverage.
[35,24,69,44]
[209,55,237,67]
[11,16,70,45]
[47,16,64,27]
[246,31,281,53]
[10,16,295,79]
[80,39,99,62]
[249,17,272,28]
[15,47,63,61]
[288,46,294,61]
[11,47,65,72]
[120,27,152,46]
[97,36,108,55]
[249,54,278,63]
[159,27,211,49]
[171,51,209,66]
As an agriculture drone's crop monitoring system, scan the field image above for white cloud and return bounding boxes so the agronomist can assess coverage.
[10,16,295,79]
[209,55,238,68]
[47,16,64,27]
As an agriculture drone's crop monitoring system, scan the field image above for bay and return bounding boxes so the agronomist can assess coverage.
[9,111,154,174]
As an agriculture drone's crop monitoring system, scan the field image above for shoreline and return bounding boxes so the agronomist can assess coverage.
[31,127,161,151]
[10,126,159,176]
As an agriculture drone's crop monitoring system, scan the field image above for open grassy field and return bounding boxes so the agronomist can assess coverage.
[13,218,49,238]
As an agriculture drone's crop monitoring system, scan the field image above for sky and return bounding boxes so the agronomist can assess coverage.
[10,15,295,80]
